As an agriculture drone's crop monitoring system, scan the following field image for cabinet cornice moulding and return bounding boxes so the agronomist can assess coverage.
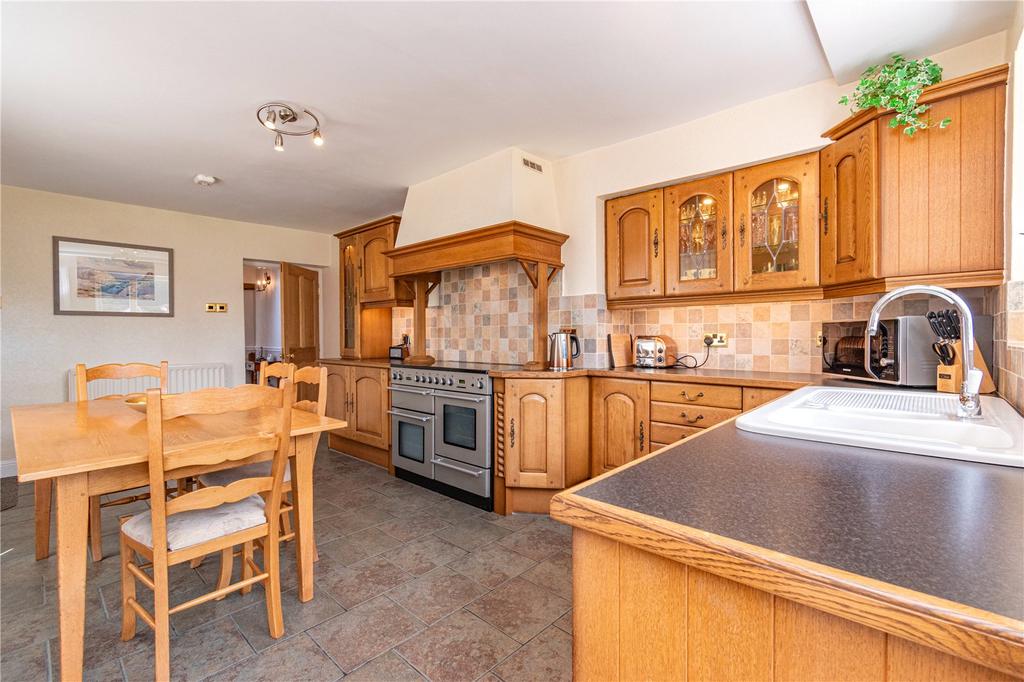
[383,220,569,278]
[823,63,1009,141]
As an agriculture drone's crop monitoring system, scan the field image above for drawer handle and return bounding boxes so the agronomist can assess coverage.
[431,457,483,477]
[510,418,516,448]
[681,390,704,401]
[681,413,705,425]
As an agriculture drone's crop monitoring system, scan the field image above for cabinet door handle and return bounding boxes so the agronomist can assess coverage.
[681,390,704,401]
[739,214,746,245]
[638,420,645,451]
[822,197,830,235]
[509,418,516,448]
[721,219,727,249]
[653,229,660,258]
[681,412,705,425]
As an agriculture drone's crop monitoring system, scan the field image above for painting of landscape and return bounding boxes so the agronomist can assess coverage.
[76,256,157,300]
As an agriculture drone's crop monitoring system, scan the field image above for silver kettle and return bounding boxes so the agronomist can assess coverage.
[549,328,581,370]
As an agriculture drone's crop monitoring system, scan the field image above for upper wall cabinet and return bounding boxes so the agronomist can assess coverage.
[822,64,1007,292]
[606,189,664,300]
[664,173,733,296]
[820,120,878,286]
[733,152,820,292]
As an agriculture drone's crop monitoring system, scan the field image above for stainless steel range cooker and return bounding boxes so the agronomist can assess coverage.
[387,364,493,510]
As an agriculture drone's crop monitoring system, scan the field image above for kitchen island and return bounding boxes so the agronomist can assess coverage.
[551,419,1024,681]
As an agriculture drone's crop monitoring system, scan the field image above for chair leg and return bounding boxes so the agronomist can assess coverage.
[152,557,171,682]
[89,495,103,562]
[215,547,233,598]
[34,479,53,560]
[119,533,137,641]
[280,495,293,538]
[264,535,284,639]
[189,555,205,569]
[241,541,254,595]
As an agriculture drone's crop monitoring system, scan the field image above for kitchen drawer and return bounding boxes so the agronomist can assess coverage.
[432,456,491,498]
[651,442,673,451]
[651,422,702,444]
[651,382,742,409]
[742,387,789,411]
[650,401,740,428]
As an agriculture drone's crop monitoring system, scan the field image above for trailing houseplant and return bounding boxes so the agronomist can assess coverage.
[839,54,951,135]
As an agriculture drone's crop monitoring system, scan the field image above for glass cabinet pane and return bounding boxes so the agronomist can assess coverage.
[342,243,357,351]
[677,194,718,281]
[750,178,800,274]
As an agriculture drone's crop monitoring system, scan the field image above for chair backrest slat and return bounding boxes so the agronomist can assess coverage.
[293,366,328,416]
[166,476,272,515]
[143,381,294,558]
[75,361,169,401]
[259,361,295,386]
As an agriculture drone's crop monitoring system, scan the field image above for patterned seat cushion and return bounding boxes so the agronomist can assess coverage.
[197,461,290,488]
[122,495,266,551]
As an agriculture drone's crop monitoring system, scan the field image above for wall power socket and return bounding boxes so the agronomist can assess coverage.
[703,332,728,347]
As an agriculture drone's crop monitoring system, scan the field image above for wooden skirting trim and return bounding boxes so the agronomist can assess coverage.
[383,221,568,278]
[551,492,1024,678]
[823,270,1005,299]
[327,434,389,470]
[823,64,1009,140]
[507,487,560,514]
[607,287,824,310]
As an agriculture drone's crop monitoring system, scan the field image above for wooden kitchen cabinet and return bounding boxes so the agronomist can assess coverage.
[734,152,820,292]
[357,218,414,304]
[590,378,650,474]
[323,362,389,452]
[664,173,734,296]
[820,120,878,286]
[606,189,664,300]
[499,377,590,490]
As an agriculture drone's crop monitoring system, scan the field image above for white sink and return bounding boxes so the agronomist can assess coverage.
[735,386,1024,468]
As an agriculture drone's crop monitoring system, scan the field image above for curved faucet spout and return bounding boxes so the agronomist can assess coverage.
[866,285,982,419]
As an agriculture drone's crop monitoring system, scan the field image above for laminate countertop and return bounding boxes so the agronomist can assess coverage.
[553,420,1024,624]
[488,366,819,388]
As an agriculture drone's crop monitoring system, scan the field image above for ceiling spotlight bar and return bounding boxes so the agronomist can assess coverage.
[256,101,324,151]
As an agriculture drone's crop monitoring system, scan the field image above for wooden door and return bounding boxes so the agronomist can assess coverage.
[734,152,820,291]
[358,224,395,303]
[338,236,360,358]
[665,173,734,296]
[606,189,664,300]
[878,84,1006,277]
[324,364,352,438]
[505,379,564,489]
[349,366,388,450]
[281,262,321,399]
[820,121,878,285]
[591,378,650,475]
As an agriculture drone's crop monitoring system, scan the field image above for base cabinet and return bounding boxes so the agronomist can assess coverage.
[590,378,650,475]
[323,362,389,453]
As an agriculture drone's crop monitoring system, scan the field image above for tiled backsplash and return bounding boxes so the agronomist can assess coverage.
[392,260,1021,412]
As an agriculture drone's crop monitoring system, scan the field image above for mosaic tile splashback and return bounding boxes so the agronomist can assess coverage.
[392,261,1004,383]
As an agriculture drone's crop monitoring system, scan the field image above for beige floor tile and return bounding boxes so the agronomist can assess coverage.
[344,650,425,681]
[397,610,519,682]
[446,543,536,589]
[466,577,570,644]
[318,556,413,608]
[383,535,468,575]
[308,596,425,673]
[204,633,342,682]
[492,625,572,682]
[121,617,254,682]
[232,587,344,651]
[520,550,572,601]
[432,517,511,552]
[386,566,488,624]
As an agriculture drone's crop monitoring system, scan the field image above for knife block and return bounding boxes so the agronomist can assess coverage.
[935,339,996,394]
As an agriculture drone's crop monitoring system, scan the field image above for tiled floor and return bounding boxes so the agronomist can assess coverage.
[0,441,574,681]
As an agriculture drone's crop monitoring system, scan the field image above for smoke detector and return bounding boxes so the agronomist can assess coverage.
[192,174,218,187]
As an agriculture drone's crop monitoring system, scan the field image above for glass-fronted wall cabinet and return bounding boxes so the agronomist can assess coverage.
[733,152,820,291]
[339,235,361,358]
[664,173,733,296]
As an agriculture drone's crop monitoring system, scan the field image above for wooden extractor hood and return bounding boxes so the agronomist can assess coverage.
[383,221,570,370]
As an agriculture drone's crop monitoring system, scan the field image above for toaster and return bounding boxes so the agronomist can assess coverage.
[634,336,672,368]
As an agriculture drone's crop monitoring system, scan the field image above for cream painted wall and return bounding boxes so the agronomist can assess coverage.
[396,147,560,246]
[551,31,1011,296]
[0,186,336,465]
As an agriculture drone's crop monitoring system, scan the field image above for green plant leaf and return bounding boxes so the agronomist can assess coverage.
[839,54,949,135]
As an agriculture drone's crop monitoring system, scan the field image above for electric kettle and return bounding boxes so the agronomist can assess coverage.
[549,328,581,370]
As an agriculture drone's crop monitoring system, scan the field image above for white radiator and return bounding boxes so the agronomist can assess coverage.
[67,363,228,400]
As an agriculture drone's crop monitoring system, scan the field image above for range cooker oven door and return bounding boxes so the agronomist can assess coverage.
[433,390,491,469]
[388,407,434,479]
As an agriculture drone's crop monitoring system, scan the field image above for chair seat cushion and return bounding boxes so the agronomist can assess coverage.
[197,461,290,488]
[122,495,266,551]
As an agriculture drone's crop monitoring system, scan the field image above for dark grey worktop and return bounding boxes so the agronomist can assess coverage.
[576,423,1024,620]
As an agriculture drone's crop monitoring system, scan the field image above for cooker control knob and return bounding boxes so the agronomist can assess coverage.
[414,375,421,382]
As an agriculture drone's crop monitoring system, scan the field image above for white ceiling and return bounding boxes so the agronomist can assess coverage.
[1,1,1016,233]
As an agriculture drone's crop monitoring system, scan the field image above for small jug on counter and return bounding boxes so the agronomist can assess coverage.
[549,328,581,371]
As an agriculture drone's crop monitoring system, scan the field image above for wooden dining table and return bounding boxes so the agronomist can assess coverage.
[11,397,344,682]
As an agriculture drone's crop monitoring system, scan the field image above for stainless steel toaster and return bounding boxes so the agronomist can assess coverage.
[633,336,671,368]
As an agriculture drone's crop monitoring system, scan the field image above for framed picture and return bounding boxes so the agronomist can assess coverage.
[52,236,174,316]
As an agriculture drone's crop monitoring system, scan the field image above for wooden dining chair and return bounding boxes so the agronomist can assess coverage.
[198,365,327,587]
[35,361,169,561]
[258,360,295,387]
[119,382,294,681]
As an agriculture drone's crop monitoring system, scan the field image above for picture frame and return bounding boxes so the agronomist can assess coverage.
[52,236,174,316]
